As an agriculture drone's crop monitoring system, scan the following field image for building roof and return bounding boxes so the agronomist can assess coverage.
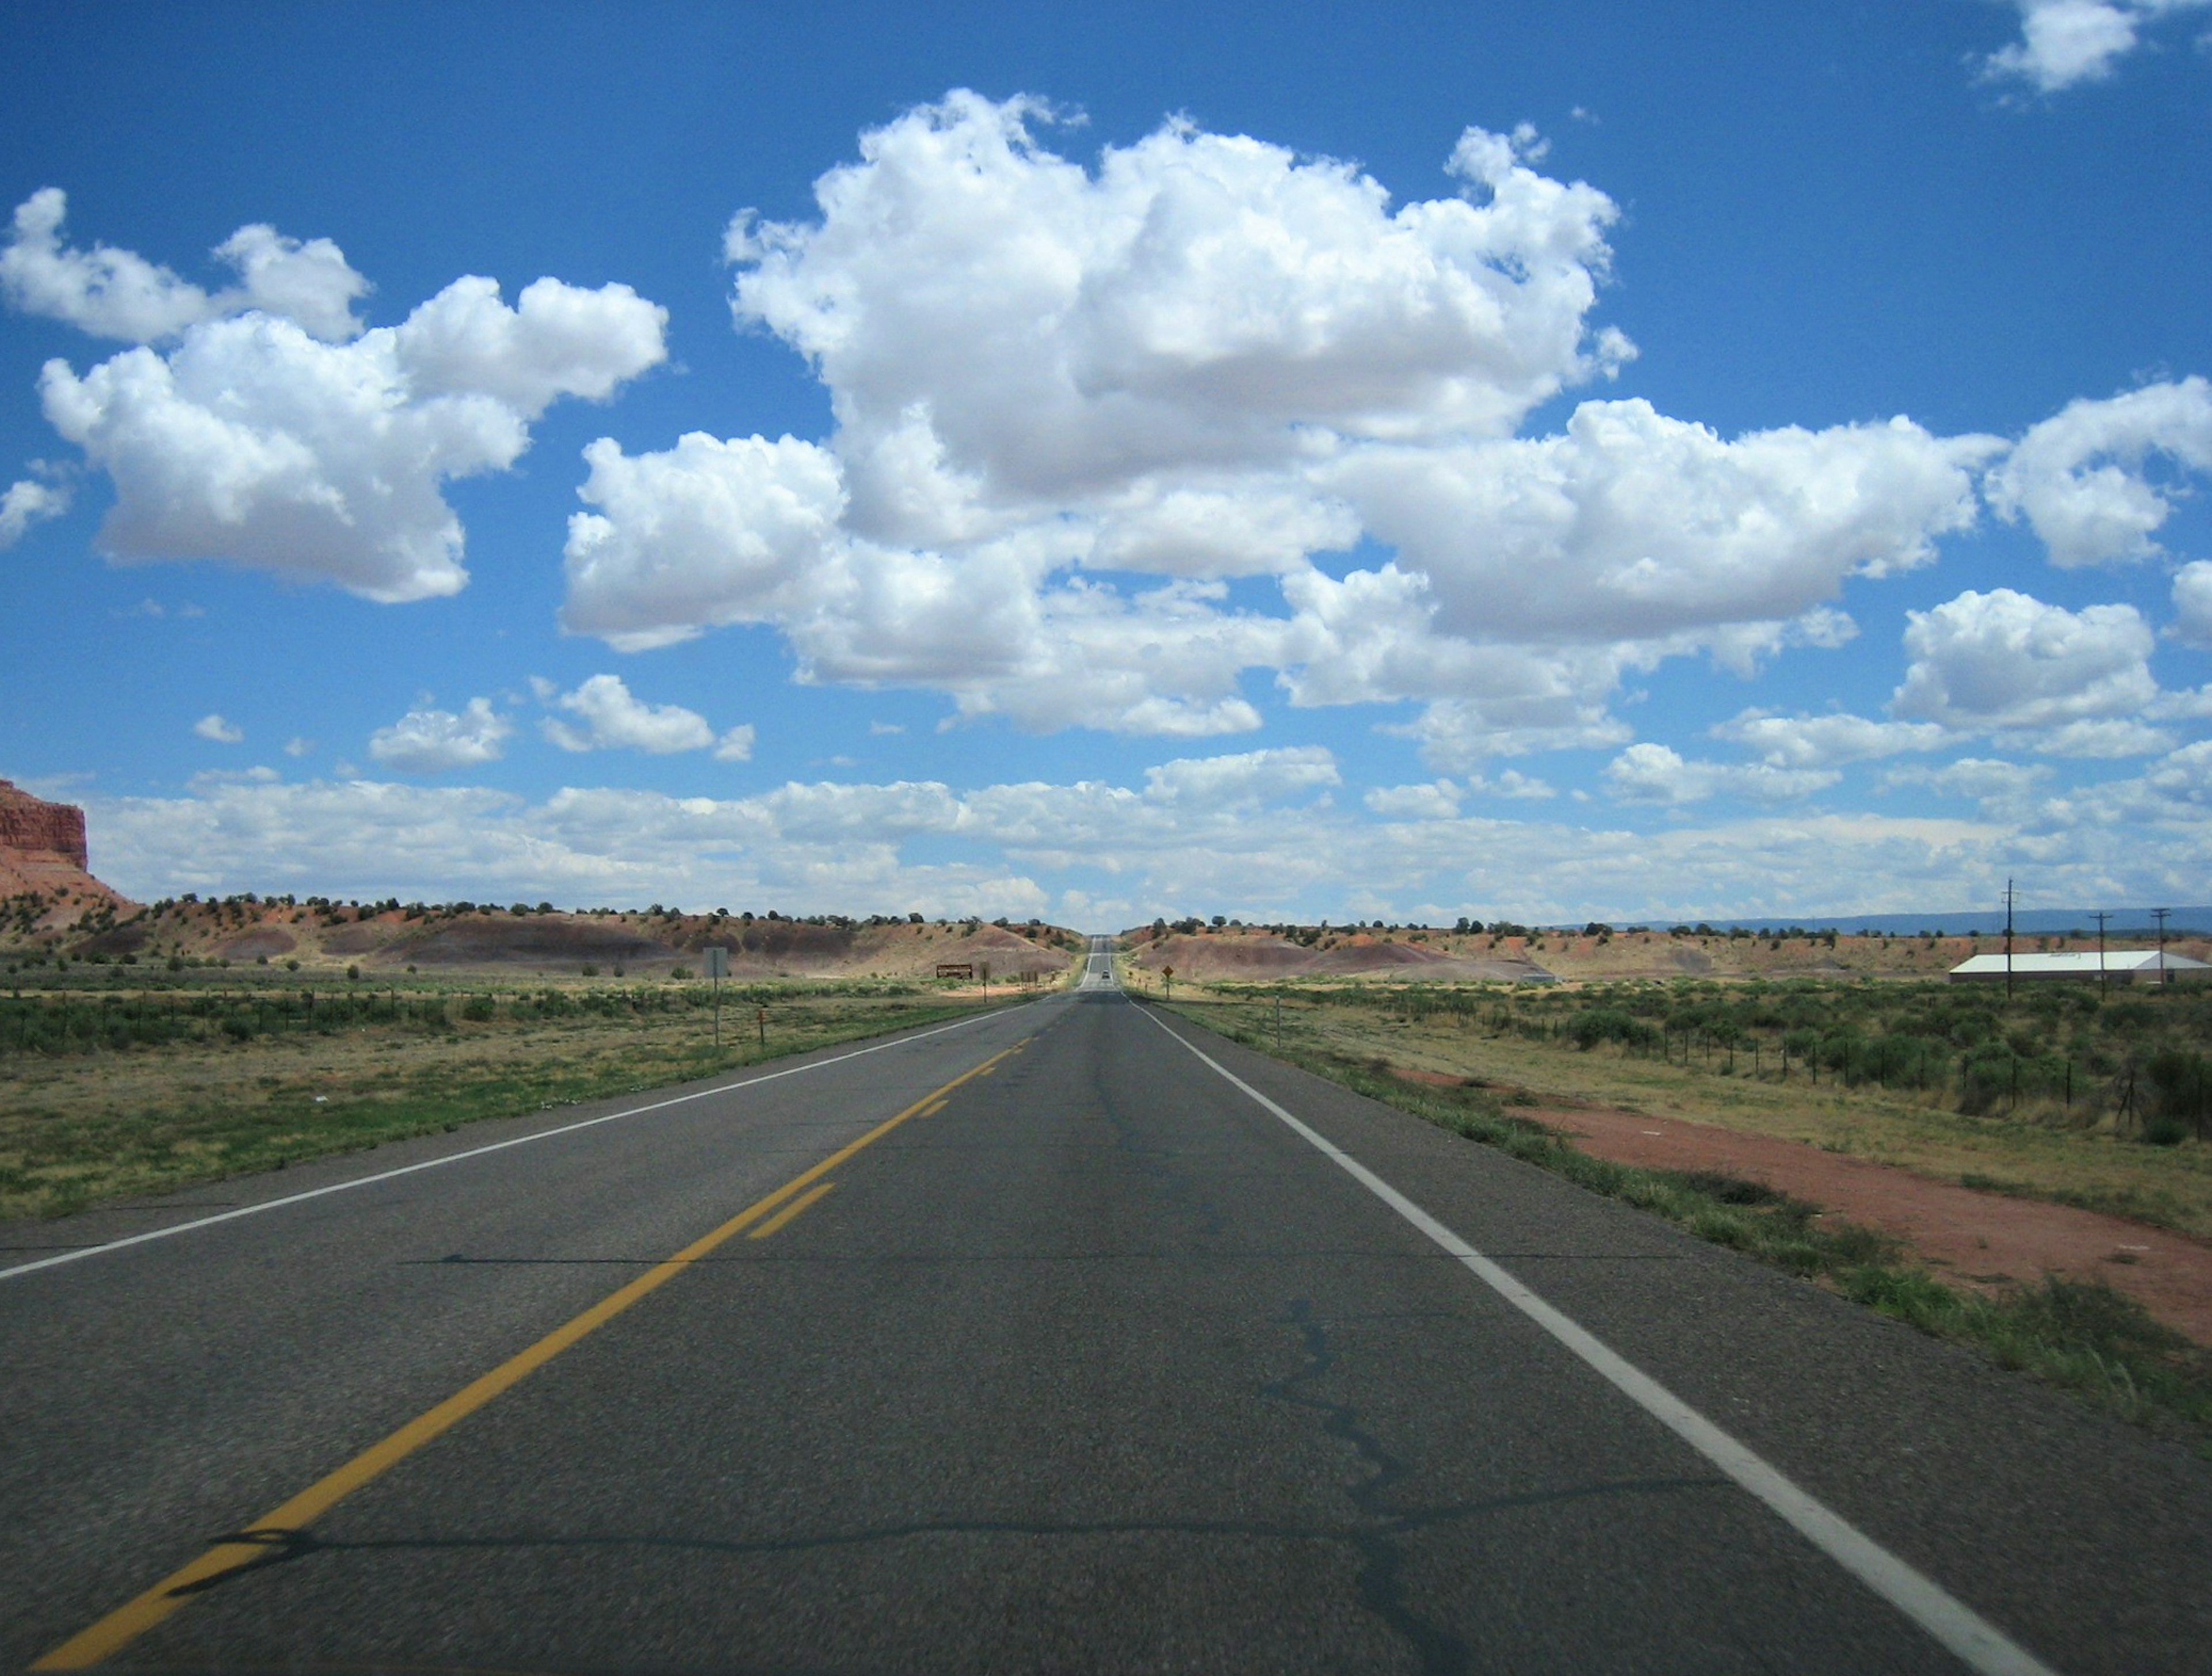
[1948,950,2211,976]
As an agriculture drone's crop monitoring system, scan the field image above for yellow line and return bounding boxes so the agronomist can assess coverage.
[746,1180,835,1239]
[32,1037,1028,1671]
[919,1099,948,1117]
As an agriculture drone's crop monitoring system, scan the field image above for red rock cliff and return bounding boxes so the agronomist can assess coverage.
[0,778,88,869]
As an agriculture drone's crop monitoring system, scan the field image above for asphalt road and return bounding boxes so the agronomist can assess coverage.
[4,968,2211,1674]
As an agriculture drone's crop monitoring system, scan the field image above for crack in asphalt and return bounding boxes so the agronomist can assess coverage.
[1261,1295,1472,1676]
[164,1473,1718,1594]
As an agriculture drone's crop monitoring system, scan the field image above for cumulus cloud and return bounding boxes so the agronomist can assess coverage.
[1,188,370,342]
[77,760,2069,929]
[368,698,512,774]
[192,713,243,744]
[1984,379,2212,566]
[1141,744,1339,807]
[1887,756,2053,801]
[1365,780,1463,820]
[562,432,847,650]
[1710,710,1949,769]
[1882,756,2057,824]
[539,672,753,759]
[2169,559,2212,648]
[559,96,1676,737]
[551,94,2094,756]
[0,476,68,547]
[1467,768,1556,799]
[1334,400,1994,644]
[563,426,1287,733]
[1601,742,1839,805]
[13,191,667,603]
[1980,1,2211,92]
[2028,717,2174,757]
[729,92,1628,523]
[1891,588,2158,741]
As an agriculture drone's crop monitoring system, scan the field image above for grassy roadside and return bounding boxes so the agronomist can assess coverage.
[1161,996,2212,1455]
[1150,977,2212,1239]
[0,987,1017,1220]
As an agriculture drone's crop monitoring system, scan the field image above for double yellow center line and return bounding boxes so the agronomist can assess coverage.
[35,1037,1027,1671]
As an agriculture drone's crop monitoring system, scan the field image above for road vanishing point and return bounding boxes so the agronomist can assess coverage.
[3,938,2209,1674]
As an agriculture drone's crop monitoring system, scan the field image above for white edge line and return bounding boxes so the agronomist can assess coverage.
[0,1003,1025,1284]
[1138,1005,2061,1676]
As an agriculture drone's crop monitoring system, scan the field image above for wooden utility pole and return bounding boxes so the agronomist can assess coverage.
[2003,877,2015,1001]
[2093,910,2109,997]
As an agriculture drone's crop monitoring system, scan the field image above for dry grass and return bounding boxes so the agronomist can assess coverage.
[1171,986,2212,1239]
[0,985,1001,1219]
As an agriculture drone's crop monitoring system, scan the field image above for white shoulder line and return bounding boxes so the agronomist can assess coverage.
[1,1005,1018,1285]
[1139,1007,2060,1676]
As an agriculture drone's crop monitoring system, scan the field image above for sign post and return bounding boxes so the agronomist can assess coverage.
[704,947,729,1048]
[1162,963,1174,1002]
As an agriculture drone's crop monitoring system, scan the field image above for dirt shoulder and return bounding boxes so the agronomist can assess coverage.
[1168,988,2212,1349]
[1514,1089,2212,1346]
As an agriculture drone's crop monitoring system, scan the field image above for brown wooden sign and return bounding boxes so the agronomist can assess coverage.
[935,962,974,979]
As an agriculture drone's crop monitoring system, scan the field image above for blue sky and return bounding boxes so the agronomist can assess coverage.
[3,1,2209,928]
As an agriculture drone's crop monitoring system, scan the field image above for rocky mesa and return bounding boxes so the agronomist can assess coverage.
[0,778,130,912]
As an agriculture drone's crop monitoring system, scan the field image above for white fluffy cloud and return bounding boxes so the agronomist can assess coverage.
[192,713,243,744]
[1,188,369,342]
[1365,780,1463,820]
[1601,742,1839,805]
[1468,769,1556,800]
[1141,744,1339,808]
[556,94,2145,762]
[1983,379,2212,566]
[368,698,512,774]
[14,191,667,603]
[2173,561,2212,648]
[729,92,1628,527]
[562,426,1289,733]
[80,757,2096,929]
[1710,710,1949,769]
[558,96,1674,739]
[0,476,67,547]
[1891,588,2158,741]
[539,672,752,760]
[1980,2,2211,92]
[562,432,847,650]
[1334,400,1994,644]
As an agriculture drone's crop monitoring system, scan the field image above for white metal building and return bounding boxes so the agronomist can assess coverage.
[1946,950,2211,984]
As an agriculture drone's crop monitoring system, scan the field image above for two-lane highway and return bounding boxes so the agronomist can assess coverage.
[5,979,2211,1673]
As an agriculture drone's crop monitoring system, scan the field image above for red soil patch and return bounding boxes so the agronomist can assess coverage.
[1519,1099,2212,1346]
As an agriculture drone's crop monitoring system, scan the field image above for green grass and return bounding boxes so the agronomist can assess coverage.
[0,989,1007,1220]
[1175,1003,2212,1454]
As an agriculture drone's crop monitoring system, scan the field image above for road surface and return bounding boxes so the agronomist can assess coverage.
[3,964,2209,1673]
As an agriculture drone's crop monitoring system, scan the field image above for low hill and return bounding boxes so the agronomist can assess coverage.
[15,893,1083,983]
[1118,923,2212,984]
[1124,928,1553,983]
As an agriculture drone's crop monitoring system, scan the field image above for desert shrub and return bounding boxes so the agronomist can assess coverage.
[2144,1050,2210,1143]
[1567,1007,1660,1053]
